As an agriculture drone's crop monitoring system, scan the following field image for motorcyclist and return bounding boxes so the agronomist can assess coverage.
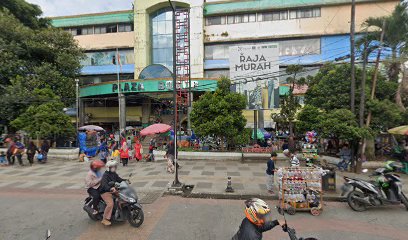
[232,198,283,240]
[99,160,125,226]
[85,160,105,215]
[384,160,403,173]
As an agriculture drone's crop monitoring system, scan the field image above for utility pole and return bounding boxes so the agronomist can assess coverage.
[350,0,356,114]
[169,0,181,187]
[75,78,80,130]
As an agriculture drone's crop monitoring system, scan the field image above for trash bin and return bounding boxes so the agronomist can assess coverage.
[322,171,336,191]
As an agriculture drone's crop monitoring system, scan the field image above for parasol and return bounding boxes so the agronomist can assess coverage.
[140,123,171,136]
[388,125,408,135]
[125,126,135,130]
[78,125,105,131]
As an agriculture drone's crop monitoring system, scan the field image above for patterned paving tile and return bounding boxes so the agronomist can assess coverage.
[201,171,214,176]
[252,172,264,177]
[147,171,161,176]
[227,172,240,176]
[133,181,148,188]
[238,167,250,171]
[151,181,169,188]
[178,171,190,176]
[195,182,213,189]
[215,166,227,170]
[192,166,204,170]
[232,183,244,190]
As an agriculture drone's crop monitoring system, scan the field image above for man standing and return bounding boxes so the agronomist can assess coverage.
[266,152,277,194]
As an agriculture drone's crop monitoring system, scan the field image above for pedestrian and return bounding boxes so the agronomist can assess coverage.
[134,140,142,162]
[26,141,39,166]
[266,152,277,194]
[13,140,25,166]
[119,142,130,167]
[0,151,8,166]
[99,139,109,164]
[5,138,16,165]
[126,136,132,150]
[39,140,50,163]
[147,140,155,162]
[283,149,299,167]
[166,141,180,169]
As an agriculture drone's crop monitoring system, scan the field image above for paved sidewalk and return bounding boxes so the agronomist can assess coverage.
[0,159,407,201]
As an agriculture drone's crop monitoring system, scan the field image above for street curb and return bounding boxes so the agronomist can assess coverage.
[174,191,346,202]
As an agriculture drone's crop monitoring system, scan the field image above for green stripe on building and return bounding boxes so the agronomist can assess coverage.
[204,0,382,15]
[52,11,133,28]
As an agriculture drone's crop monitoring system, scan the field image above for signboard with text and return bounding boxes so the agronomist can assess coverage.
[229,44,279,109]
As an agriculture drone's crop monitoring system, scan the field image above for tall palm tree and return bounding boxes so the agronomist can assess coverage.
[364,2,408,109]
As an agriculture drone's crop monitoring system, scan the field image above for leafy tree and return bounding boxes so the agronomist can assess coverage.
[272,65,304,149]
[295,105,322,134]
[191,78,247,150]
[11,88,75,139]
[0,0,49,28]
[0,5,83,127]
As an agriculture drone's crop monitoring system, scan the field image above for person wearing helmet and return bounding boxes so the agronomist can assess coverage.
[99,160,125,226]
[384,160,403,173]
[85,160,105,214]
[232,198,283,240]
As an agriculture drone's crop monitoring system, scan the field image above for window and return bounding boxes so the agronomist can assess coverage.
[262,13,273,21]
[242,14,249,23]
[235,15,243,23]
[118,23,133,32]
[106,25,117,33]
[289,8,321,19]
[82,27,93,35]
[272,12,280,21]
[151,8,174,70]
[227,16,235,24]
[313,8,321,17]
[205,16,226,26]
[280,11,288,20]
[94,26,106,34]
[249,14,256,22]
[290,10,297,19]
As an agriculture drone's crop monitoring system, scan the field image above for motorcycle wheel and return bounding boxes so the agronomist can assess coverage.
[347,191,367,212]
[128,208,144,228]
[401,192,408,211]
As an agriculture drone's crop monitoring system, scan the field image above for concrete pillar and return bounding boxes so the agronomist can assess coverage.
[141,98,151,124]
[119,94,126,131]
[79,98,85,127]
[258,109,264,129]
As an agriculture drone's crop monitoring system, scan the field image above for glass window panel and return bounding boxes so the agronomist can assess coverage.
[257,13,263,22]
[290,10,297,19]
[313,8,321,17]
[280,11,288,20]
[107,25,117,33]
[249,13,256,22]
[125,24,132,32]
[152,21,158,34]
[165,21,173,34]
[227,16,235,24]
[242,14,249,23]
[157,21,166,34]
[272,12,280,21]
[153,50,160,63]
[156,12,166,21]
[165,11,173,20]
[235,15,243,23]
[263,13,273,21]
[94,27,100,34]
[118,24,125,32]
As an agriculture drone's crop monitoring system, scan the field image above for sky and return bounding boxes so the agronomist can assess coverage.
[26,0,134,17]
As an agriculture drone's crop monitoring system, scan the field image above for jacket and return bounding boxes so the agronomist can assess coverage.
[119,148,130,158]
[232,218,279,240]
[85,170,102,189]
[99,171,125,194]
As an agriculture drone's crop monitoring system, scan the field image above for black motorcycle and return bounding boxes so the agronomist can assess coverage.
[83,175,144,228]
[276,206,318,240]
[342,166,408,212]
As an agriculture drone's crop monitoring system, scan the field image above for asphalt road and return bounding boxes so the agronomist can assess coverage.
[1,187,408,240]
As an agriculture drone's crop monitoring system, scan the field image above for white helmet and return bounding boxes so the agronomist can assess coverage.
[283,149,290,156]
[106,160,118,168]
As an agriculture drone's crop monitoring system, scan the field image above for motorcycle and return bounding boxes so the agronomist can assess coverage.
[276,206,318,240]
[83,173,144,227]
[341,165,408,212]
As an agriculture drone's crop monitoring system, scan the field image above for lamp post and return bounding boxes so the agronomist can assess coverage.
[168,0,181,187]
[75,78,80,130]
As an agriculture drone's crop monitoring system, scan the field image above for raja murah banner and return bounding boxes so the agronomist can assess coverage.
[229,44,280,109]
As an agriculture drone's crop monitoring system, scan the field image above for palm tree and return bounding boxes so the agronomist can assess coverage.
[364,2,408,109]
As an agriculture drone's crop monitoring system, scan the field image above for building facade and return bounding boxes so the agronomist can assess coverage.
[52,0,399,131]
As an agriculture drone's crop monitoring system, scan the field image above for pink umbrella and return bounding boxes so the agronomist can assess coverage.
[140,124,172,136]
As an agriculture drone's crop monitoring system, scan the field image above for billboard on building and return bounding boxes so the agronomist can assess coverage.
[229,44,279,109]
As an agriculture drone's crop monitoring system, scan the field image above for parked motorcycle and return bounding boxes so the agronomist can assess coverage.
[83,174,144,227]
[341,161,408,212]
[276,206,318,240]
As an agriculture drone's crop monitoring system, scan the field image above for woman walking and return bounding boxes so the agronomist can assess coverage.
[119,142,130,167]
[40,140,50,163]
[134,140,142,162]
[26,141,39,166]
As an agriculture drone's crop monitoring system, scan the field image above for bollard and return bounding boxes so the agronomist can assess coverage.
[225,176,234,193]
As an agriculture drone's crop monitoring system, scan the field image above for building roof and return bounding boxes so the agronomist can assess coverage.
[204,0,396,15]
[51,10,133,28]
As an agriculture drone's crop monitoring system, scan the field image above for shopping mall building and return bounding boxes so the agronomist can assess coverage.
[51,0,399,131]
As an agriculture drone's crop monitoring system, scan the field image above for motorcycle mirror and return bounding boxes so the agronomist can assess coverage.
[362,169,369,173]
[45,229,51,239]
[276,206,285,216]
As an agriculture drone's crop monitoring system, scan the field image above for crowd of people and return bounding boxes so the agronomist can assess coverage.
[0,137,50,167]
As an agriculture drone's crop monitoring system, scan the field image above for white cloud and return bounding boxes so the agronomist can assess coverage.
[26,0,134,17]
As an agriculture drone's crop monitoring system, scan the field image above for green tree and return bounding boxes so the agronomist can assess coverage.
[295,105,322,134]
[0,5,83,127]
[363,2,408,107]
[190,78,247,150]
[272,65,304,149]
[11,88,75,139]
[0,0,49,28]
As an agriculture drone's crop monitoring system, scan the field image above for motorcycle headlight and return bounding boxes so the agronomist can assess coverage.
[128,197,136,203]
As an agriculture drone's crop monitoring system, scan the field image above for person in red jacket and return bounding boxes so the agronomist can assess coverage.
[119,142,130,167]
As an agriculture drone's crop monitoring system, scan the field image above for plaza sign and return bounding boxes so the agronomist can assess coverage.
[80,80,217,98]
